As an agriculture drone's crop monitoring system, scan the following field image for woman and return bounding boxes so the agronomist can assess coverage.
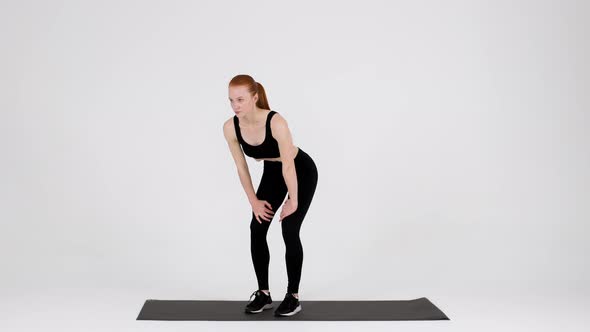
[223,74,318,317]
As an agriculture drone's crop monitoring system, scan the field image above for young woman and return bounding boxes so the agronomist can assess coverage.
[223,74,319,317]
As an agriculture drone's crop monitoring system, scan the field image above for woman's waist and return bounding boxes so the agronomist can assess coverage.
[262,147,314,166]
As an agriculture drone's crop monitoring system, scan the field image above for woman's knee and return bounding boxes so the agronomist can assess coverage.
[250,217,271,234]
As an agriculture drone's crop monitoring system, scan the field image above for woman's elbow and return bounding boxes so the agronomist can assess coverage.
[282,162,295,175]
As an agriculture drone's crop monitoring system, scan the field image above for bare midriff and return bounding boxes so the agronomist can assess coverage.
[255,146,299,162]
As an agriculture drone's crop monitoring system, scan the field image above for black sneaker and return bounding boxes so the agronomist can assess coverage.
[274,293,302,317]
[244,290,273,314]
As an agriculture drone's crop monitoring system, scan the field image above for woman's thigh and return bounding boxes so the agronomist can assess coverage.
[284,159,318,223]
[253,163,288,222]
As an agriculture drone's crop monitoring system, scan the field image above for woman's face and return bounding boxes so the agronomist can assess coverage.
[228,85,257,116]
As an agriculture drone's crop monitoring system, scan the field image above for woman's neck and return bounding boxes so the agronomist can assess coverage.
[241,108,267,126]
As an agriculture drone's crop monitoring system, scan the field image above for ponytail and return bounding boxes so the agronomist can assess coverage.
[229,74,271,110]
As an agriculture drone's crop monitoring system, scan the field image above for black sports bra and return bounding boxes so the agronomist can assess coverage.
[233,110,281,159]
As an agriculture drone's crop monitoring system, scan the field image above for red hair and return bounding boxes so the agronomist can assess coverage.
[229,74,271,110]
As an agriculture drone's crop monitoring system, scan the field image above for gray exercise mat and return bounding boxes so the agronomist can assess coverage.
[136,297,449,321]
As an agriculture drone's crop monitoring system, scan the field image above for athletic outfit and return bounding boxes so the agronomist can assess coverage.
[234,110,318,316]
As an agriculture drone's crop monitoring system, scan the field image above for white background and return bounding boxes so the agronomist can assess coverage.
[1,0,588,331]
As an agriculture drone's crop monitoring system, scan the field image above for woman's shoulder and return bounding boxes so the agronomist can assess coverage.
[269,110,289,135]
[223,117,238,140]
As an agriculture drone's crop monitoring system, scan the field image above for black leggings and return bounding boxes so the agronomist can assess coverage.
[250,148,318,294]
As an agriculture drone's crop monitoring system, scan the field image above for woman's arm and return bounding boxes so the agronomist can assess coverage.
[270,114,298,206]
[223,119,257,204]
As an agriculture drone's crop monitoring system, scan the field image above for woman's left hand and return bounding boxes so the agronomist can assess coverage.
[279,197,298,222]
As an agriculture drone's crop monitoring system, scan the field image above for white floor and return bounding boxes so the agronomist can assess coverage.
[2,287,589,332]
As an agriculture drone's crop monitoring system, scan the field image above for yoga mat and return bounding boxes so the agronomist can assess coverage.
[137,297,450,321]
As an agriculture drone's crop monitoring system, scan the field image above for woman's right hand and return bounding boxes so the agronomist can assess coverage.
[251,199,274,223]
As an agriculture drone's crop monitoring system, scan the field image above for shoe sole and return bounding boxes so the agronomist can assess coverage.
[275,304,302,317]
[245,303,273,314]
